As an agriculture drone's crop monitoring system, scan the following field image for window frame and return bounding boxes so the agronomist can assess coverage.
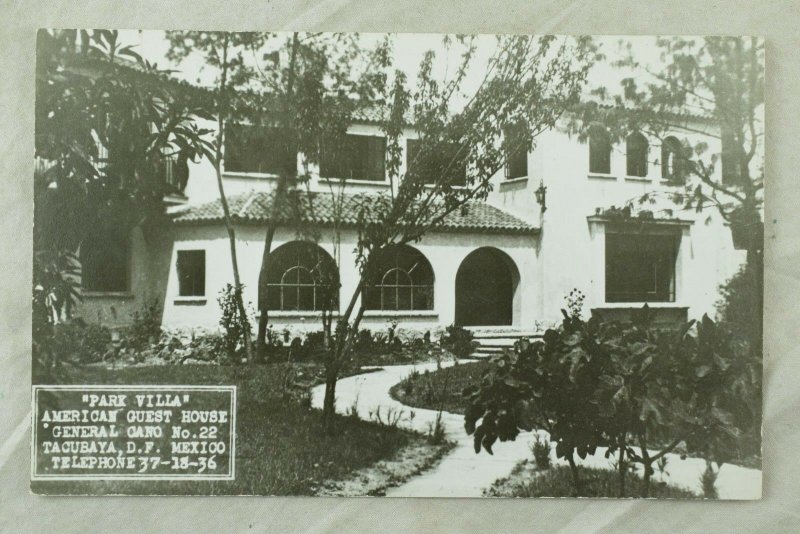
[589,125,612,175]
[366,246,435,311]
[265,242,339,312]
[660,136,686,183]
[503,124,529,180]
[320,133,387,183]
[626,131,649,178]
[80,230,131,294]
[176,249,206,297]
[222,122,286,176]
[604,230,680,304]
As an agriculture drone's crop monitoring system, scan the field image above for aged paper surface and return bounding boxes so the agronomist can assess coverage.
[2,0,798,531]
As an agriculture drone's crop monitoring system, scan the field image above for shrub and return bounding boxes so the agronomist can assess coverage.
[531,434,551,470]
[127,298,162,350]
[52,319,112,364]
[441,324,476,359]
[716,263,760,346]
[464,304,759,498]
[701,461,719,499]
[218,284,253,364]
[427,412,446,445]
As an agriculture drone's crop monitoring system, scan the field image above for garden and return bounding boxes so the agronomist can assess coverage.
[32,289,462,496]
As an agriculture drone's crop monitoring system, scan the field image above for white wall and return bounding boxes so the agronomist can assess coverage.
[158,224,539,334]
[485,120,747,324]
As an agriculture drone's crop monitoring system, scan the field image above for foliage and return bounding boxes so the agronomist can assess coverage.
[427,412,447,445]
[700,461,719,499]
[531,434,552,470]
[126,298,163,351]
[50,320,113,364]
[564,288,586,320]
[390,361,492,415]
[485,464,698,499]
[463,306,760,496]
[217,283,254,363]
[716,263,760,346]
[34,30,213,320]
[440,324,477,359]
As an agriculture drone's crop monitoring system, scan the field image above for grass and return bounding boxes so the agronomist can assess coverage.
[485,463,699,499]
[31,363,415,496]
[389,360,492,415]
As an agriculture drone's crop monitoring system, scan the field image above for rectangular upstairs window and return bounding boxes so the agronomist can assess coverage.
[405,138,467,187]
[81,231,129,293]
[504,125,528,179]
[224,124,286,175]
[605,232,679,303]
[320,134,386,182]
[177,250,206,297]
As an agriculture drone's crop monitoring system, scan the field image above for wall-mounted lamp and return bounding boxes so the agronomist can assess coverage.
[534,180,547,213]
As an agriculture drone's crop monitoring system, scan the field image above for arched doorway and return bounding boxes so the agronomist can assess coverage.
[455,247,519,326]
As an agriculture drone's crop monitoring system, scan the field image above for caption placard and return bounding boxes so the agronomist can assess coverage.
[31,385,236,481]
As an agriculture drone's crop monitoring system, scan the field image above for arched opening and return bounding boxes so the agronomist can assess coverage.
[589,123,612,174]
[661,135,685,182]
[455,247,520,326]
[265,241,339,311]
[626,131,649,177]
[364,245,434,311]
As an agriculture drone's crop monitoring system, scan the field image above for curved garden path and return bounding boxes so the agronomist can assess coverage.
[311,362,761,499]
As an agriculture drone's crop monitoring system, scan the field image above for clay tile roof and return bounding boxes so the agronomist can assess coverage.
[171,190,538,235]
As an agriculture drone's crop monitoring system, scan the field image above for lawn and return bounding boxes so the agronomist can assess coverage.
[485,461,700,499]
[31,363,419,496]
[389,360,492,415]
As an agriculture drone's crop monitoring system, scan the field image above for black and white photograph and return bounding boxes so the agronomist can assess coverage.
[30,29,764,499]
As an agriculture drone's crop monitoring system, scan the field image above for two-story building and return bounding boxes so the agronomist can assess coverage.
[73,104,746,342]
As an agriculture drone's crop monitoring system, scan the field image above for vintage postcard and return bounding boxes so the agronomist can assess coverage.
[31,30,763,498]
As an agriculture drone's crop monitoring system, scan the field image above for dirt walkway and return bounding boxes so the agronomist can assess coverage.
[310,363,761,499]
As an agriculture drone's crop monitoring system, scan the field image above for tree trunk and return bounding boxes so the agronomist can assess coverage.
[255,222,277,363]
[640,441,652,498]
[214,164,252,363]
[567,452,581,497]
[617,439,626,498]
[320,283,365,431]
[321,363,339,434]
[212,37,252,363]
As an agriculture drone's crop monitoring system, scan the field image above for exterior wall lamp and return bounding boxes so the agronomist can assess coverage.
[534,180,547,213]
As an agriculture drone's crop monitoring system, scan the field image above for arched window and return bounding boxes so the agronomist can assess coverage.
[265,241,339,311]
[365,245,434,311]
[626,131,649,177]
[589,124,612,174]
[661,136,685,182]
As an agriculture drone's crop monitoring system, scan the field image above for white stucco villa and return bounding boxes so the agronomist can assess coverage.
[73,107,747,346]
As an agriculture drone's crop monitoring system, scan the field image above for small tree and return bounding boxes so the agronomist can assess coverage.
[167,32,388,362]
[34,30,213,374]
[319,35,598,433]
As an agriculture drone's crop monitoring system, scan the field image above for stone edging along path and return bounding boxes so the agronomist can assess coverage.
[310,362,762,499]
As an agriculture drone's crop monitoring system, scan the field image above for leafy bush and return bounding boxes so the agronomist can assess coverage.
[51,319,112,364]
[716,263,760,346]
[531,434,551,470]
[485,465,698,499]
[218,284,253,363]
[127,298,162,350]
[440,324,476,359]
[701,461,719,499]
[463,305,760,497]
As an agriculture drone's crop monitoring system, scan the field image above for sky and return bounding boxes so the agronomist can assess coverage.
[117,30,665,102]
